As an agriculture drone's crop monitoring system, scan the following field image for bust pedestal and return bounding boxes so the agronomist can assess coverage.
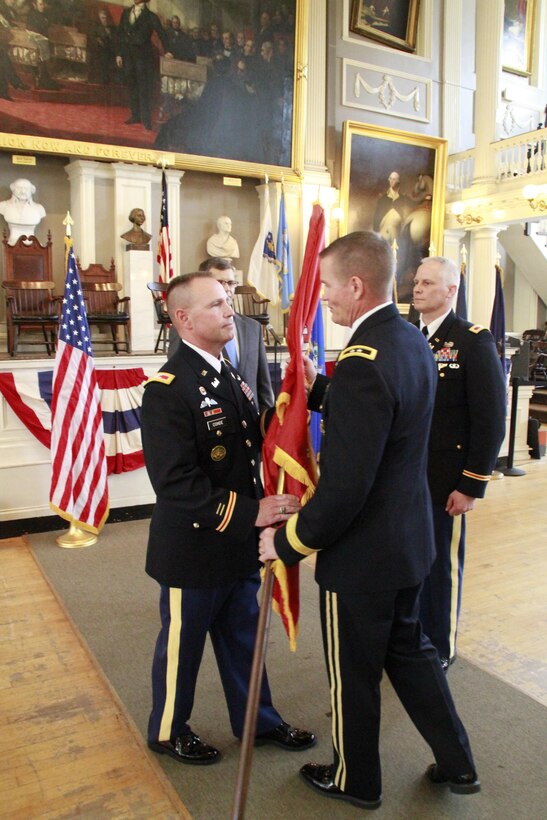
[123,248,157,353]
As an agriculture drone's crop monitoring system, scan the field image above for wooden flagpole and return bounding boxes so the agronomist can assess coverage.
[231,468,285,820]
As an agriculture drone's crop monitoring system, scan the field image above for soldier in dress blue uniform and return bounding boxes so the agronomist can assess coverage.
[413,256,506,669]
[141,272,315,764]
[259,232,481,809]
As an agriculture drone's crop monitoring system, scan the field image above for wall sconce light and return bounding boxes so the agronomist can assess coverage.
[451,202,483,225]
[522,184,547,211]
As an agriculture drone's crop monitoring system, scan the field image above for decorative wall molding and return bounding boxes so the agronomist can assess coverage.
[342,59,431,123]
[500,104,541,138]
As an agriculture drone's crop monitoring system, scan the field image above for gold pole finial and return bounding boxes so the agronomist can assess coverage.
[62,211,74,237]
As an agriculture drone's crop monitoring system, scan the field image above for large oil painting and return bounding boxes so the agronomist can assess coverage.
[0,1,306,178]
[340,121,447,305]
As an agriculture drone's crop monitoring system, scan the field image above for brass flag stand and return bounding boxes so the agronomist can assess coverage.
[56,523,98,549]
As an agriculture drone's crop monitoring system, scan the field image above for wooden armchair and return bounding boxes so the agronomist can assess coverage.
[233,285,271,343]
[147,282,170,354]
[2,231,53,281]
[2,279,60,356]
[77,259,116,284]
[82,282,131,354]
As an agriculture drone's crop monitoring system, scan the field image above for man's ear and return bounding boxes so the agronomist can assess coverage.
[350,275,364,298]
[175,307,191,329]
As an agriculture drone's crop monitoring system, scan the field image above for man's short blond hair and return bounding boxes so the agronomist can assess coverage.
[166,272,212,319]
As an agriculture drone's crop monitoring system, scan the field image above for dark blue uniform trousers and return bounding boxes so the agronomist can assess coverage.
[320,583,475,801]
[420,506,466,662]
[148,571,281,743]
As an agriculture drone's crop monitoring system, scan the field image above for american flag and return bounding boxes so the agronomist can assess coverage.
[157,170,174,282]
[49,237,109,533]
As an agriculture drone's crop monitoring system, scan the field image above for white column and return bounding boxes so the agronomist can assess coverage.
[165,169,184,277]
[304,0,327,173]
[472,0,504,186]
[64,160,108,266]
[468,224,506,325]
[441,0,463,152]
[443,228,466,265]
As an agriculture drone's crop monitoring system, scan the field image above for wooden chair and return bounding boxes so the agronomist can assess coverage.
[2,231,53,281]
[2,279,60,356]
[233,285,271,343]
[77,259,116,284]
[82,282,131,354]
[147,282,170,354]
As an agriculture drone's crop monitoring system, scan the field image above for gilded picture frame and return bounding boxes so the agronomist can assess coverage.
[340,121,448,307]
[0,1,307,181]
[502,0,535,77]
[350,0,420,53]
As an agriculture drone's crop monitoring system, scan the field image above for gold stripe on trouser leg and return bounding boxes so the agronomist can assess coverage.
[448,515,463,660]
[326,591,346,791]
[158,587,182,742]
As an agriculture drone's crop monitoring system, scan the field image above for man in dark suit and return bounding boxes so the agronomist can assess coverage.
[167,15,194,62]
[259,232,480,809]
[168,258,274,412]
[413,256,506,669]
[115,0,171,130]
[141,272,315,764]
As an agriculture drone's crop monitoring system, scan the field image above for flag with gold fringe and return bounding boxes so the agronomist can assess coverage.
[157,170,174,282]
[262,203,325,650]
[49,235,109,534]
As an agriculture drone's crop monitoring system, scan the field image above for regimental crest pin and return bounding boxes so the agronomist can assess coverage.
[211,445,227,461]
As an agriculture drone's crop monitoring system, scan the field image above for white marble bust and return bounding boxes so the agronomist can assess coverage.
[206,215,240,259]
[0,178,46,245]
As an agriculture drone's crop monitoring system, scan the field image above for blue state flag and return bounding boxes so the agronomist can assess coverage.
[490,264,506,370]
[276,190,294,312]
[456,264,468,320]
[309,299,325,459]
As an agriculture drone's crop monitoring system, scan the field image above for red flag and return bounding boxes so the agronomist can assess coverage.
[49,237,109,533]
[262,204,325,649]
[157,171,174,282]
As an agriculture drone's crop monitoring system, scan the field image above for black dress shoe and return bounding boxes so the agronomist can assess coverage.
[148,732,220,765]
[300,763,382,810]
[255,721,316,750]
[426,763,481,794]
[125,116,140,124]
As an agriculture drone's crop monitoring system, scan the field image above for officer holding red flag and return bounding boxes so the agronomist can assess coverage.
[259,232,480,810]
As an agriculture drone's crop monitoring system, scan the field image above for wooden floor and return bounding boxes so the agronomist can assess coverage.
[459,455,547,707]
[0,454,546,816]
[0,537,190,819]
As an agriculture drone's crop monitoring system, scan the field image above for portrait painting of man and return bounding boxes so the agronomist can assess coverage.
[340,121,447,305]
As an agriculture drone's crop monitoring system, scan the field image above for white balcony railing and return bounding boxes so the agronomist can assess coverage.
[448,127,547,194]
